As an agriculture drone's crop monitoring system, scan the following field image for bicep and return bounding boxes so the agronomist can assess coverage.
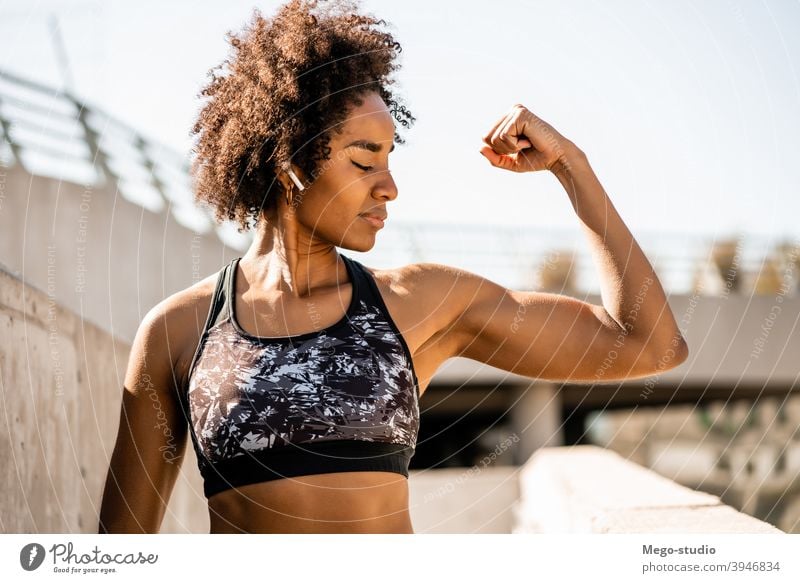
[453,277,655,382]
[98,304,189,533]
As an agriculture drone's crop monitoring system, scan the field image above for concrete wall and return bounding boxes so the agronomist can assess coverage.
[0,164,237,346]
[0,263,209,533]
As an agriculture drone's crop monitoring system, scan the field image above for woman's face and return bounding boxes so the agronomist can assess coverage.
[286,90,398,252]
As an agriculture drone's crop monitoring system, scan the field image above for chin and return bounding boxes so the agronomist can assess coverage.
[338,232,377,253]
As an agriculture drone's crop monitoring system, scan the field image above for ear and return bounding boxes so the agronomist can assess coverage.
[279,162,306,193]
[276,165,293,194]
[284,163,306,192]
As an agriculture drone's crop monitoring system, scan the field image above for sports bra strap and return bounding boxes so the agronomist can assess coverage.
[207,259,235,332]
[345,256,373,295]
[202,254,389,340]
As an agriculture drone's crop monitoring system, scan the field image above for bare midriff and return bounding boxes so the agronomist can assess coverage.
[206,471,414,533]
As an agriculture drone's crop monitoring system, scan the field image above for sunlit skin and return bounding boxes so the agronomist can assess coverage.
[97,91,688,534]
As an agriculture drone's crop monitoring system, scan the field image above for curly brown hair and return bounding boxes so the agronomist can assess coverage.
[189,0,416,233]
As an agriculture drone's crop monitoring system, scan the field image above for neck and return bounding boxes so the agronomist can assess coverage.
[242,207,343,298]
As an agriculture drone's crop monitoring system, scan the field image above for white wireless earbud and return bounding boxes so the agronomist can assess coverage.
[283,163,305,192]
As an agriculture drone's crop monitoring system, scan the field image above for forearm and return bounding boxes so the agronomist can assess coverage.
[98,465,164,534]
[551,146,687,358]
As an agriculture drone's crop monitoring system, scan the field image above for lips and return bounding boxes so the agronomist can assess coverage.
[360,212,386,228]
[361,212,388,221]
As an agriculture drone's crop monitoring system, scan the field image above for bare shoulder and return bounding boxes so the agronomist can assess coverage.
[360,261,496,356]
[362,262,447,314]
[364,261,498,312]
[135,271,221,393]
[363,261,489,295]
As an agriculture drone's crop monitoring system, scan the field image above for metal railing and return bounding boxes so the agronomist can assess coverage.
[2,67,798,296]
[0,67,245,244]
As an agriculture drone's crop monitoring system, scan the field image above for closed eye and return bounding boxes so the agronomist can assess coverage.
[351,160,373,172]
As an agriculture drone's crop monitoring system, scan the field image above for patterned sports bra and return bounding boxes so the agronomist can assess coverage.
[179,253,421,499]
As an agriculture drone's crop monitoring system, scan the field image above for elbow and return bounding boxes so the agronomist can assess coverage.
[677,337,690,363]
[669,338,690,368]
[647,334,689,373]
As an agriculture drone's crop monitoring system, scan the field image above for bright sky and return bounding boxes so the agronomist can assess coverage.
[1,0,798,239]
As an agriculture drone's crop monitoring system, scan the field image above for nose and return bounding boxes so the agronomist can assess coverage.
[373,169,398,202]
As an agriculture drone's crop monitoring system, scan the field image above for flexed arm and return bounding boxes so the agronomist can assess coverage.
[437,104,688,382]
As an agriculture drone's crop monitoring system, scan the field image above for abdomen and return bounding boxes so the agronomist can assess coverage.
[206,471,414,534]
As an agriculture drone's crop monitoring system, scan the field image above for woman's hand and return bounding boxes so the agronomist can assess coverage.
[479,104,579,174]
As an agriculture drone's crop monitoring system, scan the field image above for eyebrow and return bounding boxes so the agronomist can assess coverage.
[344,139,395,153]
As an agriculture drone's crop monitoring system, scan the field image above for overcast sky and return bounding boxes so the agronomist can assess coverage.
[1,0,798,240]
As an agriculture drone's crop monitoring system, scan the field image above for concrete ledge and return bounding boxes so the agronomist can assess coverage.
[409,466,520,533]
[512,445,783,533]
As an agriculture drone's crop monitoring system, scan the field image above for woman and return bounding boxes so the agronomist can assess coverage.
[98,0,688,534]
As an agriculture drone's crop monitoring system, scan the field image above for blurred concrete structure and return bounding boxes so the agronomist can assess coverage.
[513,446,782,533]
[587,398,800,533]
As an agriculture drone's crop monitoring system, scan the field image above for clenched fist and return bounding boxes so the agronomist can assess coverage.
[479,104,579,174]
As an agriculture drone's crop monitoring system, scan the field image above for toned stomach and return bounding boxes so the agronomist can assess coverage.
[206,471,414,533]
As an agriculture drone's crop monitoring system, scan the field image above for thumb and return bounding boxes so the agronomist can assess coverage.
[479,145,513,170]
[479,145,500,164]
